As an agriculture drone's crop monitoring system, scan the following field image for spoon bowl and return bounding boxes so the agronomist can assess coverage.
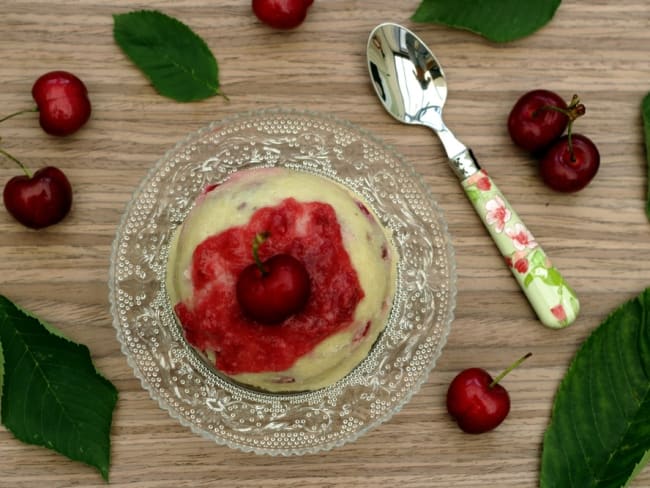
[368,24,448,129]
[368,23,471,174]
[367,23,580,329]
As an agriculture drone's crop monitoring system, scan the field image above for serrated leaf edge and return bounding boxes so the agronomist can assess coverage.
[541,287,650,487]
[0,295,117,481]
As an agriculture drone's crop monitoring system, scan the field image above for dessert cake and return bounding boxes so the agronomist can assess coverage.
[166,167,397,392]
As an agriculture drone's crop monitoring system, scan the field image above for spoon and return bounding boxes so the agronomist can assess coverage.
[367,23,579,328]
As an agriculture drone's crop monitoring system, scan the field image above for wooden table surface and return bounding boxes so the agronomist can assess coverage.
[1,1,649,486]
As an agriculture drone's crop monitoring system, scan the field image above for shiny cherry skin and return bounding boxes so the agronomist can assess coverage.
[236,253,311,324]
[508,89,568,152]
[446,367,510,434]
[3,166,72,229]
[540,134,600,192]
[32,71,91,136]
[252,0,313,29]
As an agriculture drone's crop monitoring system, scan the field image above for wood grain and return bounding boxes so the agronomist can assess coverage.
[1,1,649,486]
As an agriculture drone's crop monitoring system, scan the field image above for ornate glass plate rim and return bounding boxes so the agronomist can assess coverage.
[108,108,457,456]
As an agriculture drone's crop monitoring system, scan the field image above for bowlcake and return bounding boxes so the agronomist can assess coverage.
[166,167,397,392]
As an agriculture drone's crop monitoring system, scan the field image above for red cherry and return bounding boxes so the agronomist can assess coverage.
[507,89,569,152]
[32,71,91,136]
[446,368,510,434]
[446,353,531,434]
[3,166,72,229]
[252,0,313,29]
[236,253,311,324]
[539,133,600,192]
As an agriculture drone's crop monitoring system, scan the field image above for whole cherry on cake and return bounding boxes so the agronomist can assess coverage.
[236,232,311,324]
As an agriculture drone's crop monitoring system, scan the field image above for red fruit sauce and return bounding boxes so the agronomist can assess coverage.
[174,198,364,375]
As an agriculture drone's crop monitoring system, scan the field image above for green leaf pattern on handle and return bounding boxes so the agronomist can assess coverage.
[462,170,579,328]
[465,185,482,204]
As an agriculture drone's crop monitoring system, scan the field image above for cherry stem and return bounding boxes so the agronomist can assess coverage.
[537,94,585,122]
[252,232,270,276]
[0,147,31,178]
[0,107,38,124]
[538,94,585,162]
[489,352,532,389]
[566,117,576,162]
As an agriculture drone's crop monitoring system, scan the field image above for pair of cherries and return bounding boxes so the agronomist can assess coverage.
[1,71,91,229]
[508,89,599,192]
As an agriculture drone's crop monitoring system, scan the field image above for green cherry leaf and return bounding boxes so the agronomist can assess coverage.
[113,10,222,102]
[541,287,650,487]
[0,295,118,481]
[411,0,562,43]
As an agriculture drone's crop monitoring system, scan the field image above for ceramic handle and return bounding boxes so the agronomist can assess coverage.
[461,169,579,328]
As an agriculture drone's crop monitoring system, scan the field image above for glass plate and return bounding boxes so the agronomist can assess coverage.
[109,109,456,455]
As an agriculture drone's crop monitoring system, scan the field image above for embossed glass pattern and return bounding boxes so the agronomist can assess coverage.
[109,109,456,455]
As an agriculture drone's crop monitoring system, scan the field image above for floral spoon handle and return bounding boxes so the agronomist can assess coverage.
[461,169,579,328]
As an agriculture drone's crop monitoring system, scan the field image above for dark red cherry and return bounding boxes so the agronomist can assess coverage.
[446,353,531,434]
[446,367,511,434]
[252,0,313,30]
[539,133,600,192]
[507,89,569,152]
[236,253,311,324]
[3,166,73,229]
[32,71,91,136]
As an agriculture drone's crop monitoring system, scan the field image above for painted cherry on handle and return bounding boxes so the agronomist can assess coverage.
[447,353,532,434]
[236,232,311,324]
